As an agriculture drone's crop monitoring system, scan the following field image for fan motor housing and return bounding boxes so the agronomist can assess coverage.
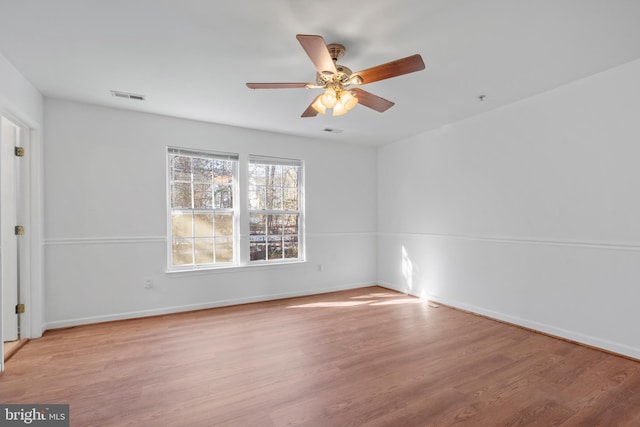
[316,64,353,85]
[327,43,346,61]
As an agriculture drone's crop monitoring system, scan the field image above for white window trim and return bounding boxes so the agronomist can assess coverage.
[166,147,240,272]
[165,149,305,273]
[247,154,305,264]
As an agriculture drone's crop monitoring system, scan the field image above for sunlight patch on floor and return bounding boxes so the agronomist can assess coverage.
[288,300,377,308]
[350,293,402,299]
[287,296,424,309]
[369,298,423,306]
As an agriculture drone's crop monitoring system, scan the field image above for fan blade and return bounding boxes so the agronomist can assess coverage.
[352,88,395,112]
[246,83,308,89]
[301,95,321,117]
[296,34,337,75]
[352,54,425,85]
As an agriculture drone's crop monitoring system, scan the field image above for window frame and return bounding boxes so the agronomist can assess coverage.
[166,147,240,271]
[247,155,305,265]
[166,148,305,272]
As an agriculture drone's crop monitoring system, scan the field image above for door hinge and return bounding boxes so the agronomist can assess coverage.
[14,146,25,157]
[15,303,25,314]
[15,225,25,235]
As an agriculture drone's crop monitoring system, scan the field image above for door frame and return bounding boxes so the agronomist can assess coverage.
[1,115,21,342]
[1,110,43,371]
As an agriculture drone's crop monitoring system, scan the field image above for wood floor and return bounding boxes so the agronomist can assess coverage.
[3,338,28,362]
[2,286,639,426]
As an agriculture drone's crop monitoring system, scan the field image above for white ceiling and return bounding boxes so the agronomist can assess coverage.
[1,0,640,146]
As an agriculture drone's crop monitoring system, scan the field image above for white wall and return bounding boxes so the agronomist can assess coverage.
[0,54,43,125]
[378,59,640,359]
[43,99,377,328]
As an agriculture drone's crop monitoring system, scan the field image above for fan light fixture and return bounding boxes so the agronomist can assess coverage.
[246,35,426,118]
[311,97,326,114]
[312,87,359,116]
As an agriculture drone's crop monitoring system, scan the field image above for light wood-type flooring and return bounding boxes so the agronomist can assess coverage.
[3,338,28,362]
[1,286,639,426]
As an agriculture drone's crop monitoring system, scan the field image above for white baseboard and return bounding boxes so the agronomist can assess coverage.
[378,281,640,361]
[44,282,376,330]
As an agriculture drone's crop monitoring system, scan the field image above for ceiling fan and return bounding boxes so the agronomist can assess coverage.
[246,34,426,117]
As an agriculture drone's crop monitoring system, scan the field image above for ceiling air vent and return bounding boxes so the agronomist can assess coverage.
[111,90,146,101]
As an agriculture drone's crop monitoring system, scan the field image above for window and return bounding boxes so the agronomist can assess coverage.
[167,148,238,269]
[248,156,302,261]
[248,156,303,263]
[167,149,304,270]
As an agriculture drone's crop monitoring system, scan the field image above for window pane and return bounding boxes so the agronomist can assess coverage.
[194,184,213,209]
[248,186,266,210]
[214,213,233,236]
[171,156,191,181]
[283,214,298,235]
[250,214,266,235]
[266,187,283,210]
[194,213,214,237]
[266,165,283,187]
[172,238,193,265]
[171,183,192,209]
[194,238,214,264]
[282,166,298,187]
[215,184,233,208]
[267,214,283,236]
[192,158,213,182]
[172,212,193,237]
[283,188,298,210]
[215,237,233,262]
[284,236,298,258]
[249,163,266,186]
[215,160,234,184]
[250,236,266,261]
[268,236,283,260]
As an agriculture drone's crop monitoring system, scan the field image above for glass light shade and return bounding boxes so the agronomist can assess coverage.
[311,97,326,114]
[332,100,347,116]
[341,91,358,111]
[320,88,338,108]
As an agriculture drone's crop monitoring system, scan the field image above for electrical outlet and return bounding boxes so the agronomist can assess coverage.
[144,278,153,289]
